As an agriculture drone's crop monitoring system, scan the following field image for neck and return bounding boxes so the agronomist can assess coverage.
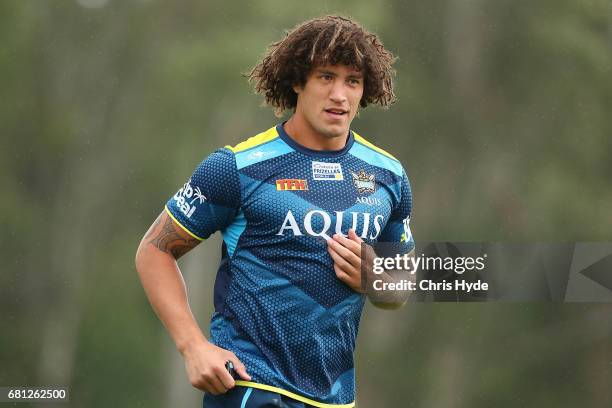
[283,115,348,151]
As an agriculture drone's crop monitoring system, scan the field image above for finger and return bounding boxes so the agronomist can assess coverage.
[347,229,364,243]
[202,371,227,394]
[189,377,207,392]
[334,232,362,248]
[207,373,228,395]
[328,246,352,272]
[328,246,356,276]
[215,365,235,390]
[333,263,350,281]
[334,263,361,292]
[229,357,251,381]
[328,239,361,268]
[333,233,362,255]
[198,378,220,395]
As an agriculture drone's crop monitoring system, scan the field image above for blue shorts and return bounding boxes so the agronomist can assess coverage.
[203,386,315,408]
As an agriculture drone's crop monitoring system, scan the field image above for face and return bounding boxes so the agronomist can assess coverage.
[293,64,364,140]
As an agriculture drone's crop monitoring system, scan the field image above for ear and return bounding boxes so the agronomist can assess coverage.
[292,83,302,94]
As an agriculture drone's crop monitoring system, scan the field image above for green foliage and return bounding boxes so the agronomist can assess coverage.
[2,1,611,407]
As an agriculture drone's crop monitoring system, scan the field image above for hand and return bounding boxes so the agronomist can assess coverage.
[327,229,366,293]
[182,339,251,395]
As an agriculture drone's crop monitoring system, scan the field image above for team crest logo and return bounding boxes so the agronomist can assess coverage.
[350,170,375,194]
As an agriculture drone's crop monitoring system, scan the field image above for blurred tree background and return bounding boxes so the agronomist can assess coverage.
[1,0,611,407]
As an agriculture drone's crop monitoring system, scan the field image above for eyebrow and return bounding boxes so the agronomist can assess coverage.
[316,69,364,79]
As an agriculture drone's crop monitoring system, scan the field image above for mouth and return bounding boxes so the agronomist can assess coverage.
[324,108,348,118]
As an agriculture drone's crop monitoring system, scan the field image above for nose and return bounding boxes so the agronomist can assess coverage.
[329,79,347,104]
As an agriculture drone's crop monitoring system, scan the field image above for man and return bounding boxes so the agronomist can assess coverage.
[135,15,414,408]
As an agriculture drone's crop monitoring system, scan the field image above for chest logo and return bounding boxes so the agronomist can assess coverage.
[276,179,308,191]
[248,150,276,160]
[350,170,375,194]
[312,161,343,181]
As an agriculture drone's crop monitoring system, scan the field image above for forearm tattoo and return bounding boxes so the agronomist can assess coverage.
[146,214,199,259]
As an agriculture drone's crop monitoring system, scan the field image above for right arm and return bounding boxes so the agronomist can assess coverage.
[135,209,250,394]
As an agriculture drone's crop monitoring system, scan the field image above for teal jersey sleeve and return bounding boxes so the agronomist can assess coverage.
[379,169,414,252]
[165,148,241,240]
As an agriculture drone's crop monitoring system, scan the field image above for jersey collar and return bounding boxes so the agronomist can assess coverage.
[276,122,355,158]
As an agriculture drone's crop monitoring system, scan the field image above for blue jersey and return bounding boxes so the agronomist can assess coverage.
[165,124,413,407]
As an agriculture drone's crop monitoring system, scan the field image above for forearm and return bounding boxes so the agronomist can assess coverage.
[135,242,251,393]
[135,245,207,353]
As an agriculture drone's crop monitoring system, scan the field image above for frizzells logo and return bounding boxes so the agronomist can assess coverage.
[172,179,206,218]
[350,170,375,194]
[312,161,343,180]
[276,210,384,240]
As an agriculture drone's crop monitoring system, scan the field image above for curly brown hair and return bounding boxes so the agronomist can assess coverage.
[247,15,397,116]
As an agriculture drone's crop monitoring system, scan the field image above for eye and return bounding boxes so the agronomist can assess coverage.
[348,78,361,86]
[320,74,333,81]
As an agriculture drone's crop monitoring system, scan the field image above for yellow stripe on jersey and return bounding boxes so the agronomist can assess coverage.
[352,132,400,162]
[234,381,355,408]
[164,205,205,241]
[226,126,279,153]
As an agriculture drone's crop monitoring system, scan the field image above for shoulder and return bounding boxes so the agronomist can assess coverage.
[350,130,405,177]
[196,126,282,170]
[352,131,401,162]
[225,126,280,154]
[224,125,293,170]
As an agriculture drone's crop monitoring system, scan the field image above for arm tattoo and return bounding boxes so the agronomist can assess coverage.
[146,214,199,259]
